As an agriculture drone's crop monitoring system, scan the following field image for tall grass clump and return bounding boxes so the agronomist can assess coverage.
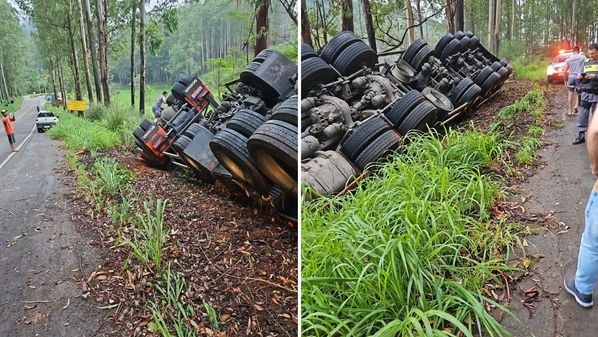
[148,263,198,337]
[494,84,546,166]
[302,129,520,337]
[91,157,132,206]
[128,199,169,273]
[511,56,551,81]
[47,110,123,150]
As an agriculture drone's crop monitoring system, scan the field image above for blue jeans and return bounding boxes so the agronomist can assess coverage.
[577,101,597,133]
[576,190,598,294]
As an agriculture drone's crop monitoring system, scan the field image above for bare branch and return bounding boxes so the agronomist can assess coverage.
[380,1,450,53]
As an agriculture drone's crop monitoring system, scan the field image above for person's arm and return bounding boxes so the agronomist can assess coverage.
[587,108,598,175]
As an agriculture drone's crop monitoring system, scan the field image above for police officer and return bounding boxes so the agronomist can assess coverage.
[574,43,598,145]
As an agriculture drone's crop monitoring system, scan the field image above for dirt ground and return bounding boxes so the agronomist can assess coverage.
[0,98,296,336]
[67,152,298,336]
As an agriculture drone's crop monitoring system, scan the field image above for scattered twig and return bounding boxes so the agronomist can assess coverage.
[21,300,51,304]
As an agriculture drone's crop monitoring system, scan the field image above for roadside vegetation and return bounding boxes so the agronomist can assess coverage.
[510,57,551,81]
[45,106,219,336]
[301,85,547,337]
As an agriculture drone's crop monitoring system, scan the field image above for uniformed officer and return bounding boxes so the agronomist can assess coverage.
[574,43,598,145]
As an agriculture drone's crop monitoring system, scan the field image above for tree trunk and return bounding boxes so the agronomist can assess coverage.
[510,0,515,40]
[58,61,66,109]
[139,0,146,115]
[254,0,269,56]
[300,0,313,46]
[96,0,110,105]
[84,0,102,103]
[415,0,424,38]
[489,0,495,52]
[77,0,93,103]
[454,0,464,32]
[66,3,83,101]
[405,0,415,44]
[130,2,136,107]
[445,0,455,33]
[49,58,57,100]
[495,0,501,54]
[362,0,377,52]
[341,0,354,32]
[572,0,577,46]
[0,62,9,102]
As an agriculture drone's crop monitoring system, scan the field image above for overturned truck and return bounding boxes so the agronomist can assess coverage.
[301,31,512,198]
[133,50,298,217]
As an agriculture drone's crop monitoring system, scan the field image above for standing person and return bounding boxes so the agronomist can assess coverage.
[564,97,598,308]
[573,43,598,145]
[564,46,586,118]
[1,109,17,152]
[152,91,168,119]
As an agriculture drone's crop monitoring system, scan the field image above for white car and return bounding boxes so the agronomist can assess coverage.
[36,111,59,132]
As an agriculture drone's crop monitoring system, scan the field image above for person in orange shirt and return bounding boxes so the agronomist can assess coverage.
[1,109,17,152]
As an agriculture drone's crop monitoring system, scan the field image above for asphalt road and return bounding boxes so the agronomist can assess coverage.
[0,96,109,336]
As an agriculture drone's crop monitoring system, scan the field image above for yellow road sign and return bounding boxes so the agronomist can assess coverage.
[66,100,88,111]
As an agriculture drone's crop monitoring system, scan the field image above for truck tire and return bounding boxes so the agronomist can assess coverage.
[248,120,298,193]
[332,41,378,76]
[210,128,271,195]
[226,109,267,138]
[173,135,192,154]
[449,77,473,105]
[340,116,391,162]
[490,61,502,71]
[140,119,153,131]
[301,43,319,61]
[161,106,177,121]
[398,101,437,135]
[301,57,338,95]
[410,44,434,71]
[468,36,480,49]
[272,95,298,126]
[320,31,362,64]
[474,66,495,87]
[456,83,482,106]
[439,39,460,62]
[177,75,195,86]
[301,151,357,199]
[458,36,471,52]
[453,31,465,40]
[254,49,273,63]
[184,123,203,139]
[402,39,427,64]
[171,82,188,102]
[435,33,454,56]
[479,72,501,97]
[354,130,401,171]
[133,127,146,142]
[386,90,426,128]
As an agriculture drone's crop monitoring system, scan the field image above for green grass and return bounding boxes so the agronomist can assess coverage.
[112,84,170,117]
[302,129,521,337]
[2,96,24,114]
[46,109,124,150]
[511,56,551,81]
[494,84,546,166]
[128,199,170,273]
